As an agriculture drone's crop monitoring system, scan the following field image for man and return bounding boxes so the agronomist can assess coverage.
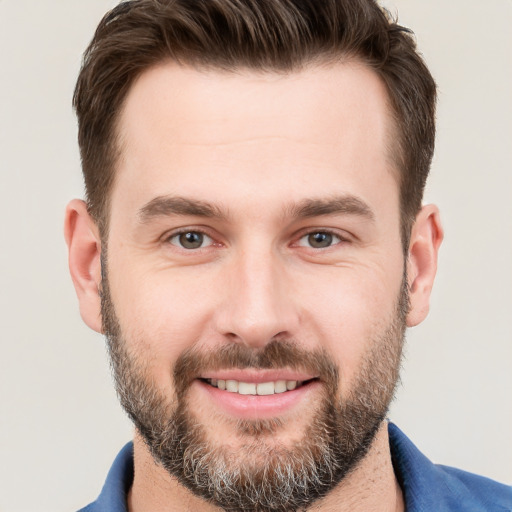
[64,0,511,511]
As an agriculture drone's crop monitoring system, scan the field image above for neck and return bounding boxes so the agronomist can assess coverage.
[128,421,404,512]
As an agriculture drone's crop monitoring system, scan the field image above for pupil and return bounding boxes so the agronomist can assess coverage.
[180,232,203,249]
[309,232,332,248]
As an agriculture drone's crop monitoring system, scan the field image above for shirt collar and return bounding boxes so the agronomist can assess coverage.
[388,422,511,512]
[81,442,133,512]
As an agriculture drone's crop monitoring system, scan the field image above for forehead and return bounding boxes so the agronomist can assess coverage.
[118,59,395,150]
[112,60,398,221]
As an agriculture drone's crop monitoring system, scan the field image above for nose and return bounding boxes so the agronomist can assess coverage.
[213,248,300,349]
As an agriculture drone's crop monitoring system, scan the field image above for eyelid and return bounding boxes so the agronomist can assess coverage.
[162,226,219,248]
[160,225,352,250]
[170,233,213,249]
[294,228,351,248]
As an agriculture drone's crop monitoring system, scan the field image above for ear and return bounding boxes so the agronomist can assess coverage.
[64,199,103,333]
[406,204,444,327]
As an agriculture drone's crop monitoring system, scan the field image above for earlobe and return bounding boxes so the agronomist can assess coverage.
[64,199,103,333]
[406,204,444,327]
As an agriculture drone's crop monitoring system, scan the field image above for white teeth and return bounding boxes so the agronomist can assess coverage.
[238,382,257,395]
[256,382,275,395]
[226,380,239,392]
[208,378,303,395]
[274,380,287,394]
[286,380,297,391]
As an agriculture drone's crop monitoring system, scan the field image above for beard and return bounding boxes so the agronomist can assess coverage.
[100,262,409,512]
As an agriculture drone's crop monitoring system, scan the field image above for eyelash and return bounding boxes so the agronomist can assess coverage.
[296,229,347,249]
[164,227,349,251]
[165,229,216,250]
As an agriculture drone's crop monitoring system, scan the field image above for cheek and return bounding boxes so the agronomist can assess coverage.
[296,262,403,388]
[108,265,217,386]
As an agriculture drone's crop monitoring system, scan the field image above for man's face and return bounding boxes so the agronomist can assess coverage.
[102,61,408,510]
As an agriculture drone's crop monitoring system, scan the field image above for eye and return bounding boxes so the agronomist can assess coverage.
[168,231,213,250]
[298,231,342,249]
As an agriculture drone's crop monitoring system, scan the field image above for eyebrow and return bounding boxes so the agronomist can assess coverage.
[137,194,374,224]
[289,195,375,222]
[138,196,228,223]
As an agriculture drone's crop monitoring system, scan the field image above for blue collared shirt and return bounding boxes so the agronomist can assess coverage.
[79,423,512,511]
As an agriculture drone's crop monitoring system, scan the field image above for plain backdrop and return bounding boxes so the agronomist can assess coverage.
[0,1,511,511]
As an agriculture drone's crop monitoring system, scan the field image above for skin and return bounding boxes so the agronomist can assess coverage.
[65,60,443,511]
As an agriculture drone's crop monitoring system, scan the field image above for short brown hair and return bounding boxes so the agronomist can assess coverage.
[74,0,436,243]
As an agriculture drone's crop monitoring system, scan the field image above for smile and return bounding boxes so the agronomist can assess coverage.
[204,378,308,395]
[195,374,321,419]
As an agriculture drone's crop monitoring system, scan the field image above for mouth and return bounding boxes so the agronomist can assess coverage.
[200,377,317,395]
[194,372,321,420]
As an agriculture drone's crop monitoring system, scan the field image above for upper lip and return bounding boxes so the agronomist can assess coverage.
[199,369,317,383]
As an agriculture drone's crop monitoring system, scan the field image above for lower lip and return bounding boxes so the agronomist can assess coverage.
[194,379,321,420]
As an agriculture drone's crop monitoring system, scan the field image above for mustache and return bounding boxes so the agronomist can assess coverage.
[173,339,339,399]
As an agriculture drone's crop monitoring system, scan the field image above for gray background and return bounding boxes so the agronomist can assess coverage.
[0,1,511,511]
